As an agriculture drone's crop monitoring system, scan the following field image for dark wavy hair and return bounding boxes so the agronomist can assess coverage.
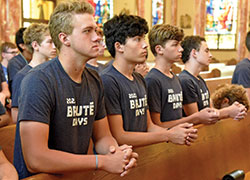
[181,35,206,63]
[245,31,250,52]
[15,27,26,52]
[103,13,148,57]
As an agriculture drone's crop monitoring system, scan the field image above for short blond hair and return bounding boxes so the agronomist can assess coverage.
[211,84,249,110]
[49,0,94,50]
[23,23,49,53]
[148,24,184,56]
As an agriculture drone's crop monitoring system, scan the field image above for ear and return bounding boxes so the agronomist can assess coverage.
[31,41,39,51]
[155,45,164,55]
[222,97,229,104]
[191,49,197,58]
[58,32,70,47]
[220,97,230,108]
[18,43,26,51]
[114,42,124,53]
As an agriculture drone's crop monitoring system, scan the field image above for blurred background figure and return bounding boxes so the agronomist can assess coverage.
[86,27,106,73]
[0,42,18,84]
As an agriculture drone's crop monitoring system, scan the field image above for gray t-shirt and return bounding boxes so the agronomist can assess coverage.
[145,68,183,122]
[179,70,210,113]
[100,65,148,132]
[232,58,250,88]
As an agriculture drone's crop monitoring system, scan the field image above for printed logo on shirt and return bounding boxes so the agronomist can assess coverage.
[129,93,147,117]
[167,89,183,109]
[200,89,209,107]
[66,98,94,127]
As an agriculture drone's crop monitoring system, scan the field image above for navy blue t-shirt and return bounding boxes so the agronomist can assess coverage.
[0,65,7,93]
[145,68,183,122]
[0,102,6,115]
[11,65,32,108]
[86,62,105,74]
[100,65,148,132]
[14,57,106,179]
[7,53,28,93]
[179,70,210,112]
[232,58,250,88]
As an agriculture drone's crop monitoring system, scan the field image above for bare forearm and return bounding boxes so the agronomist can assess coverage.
[155,115,200,129]
[11,108,18,124]
[113,131,167,147]
[25,148,105,174]
[94,136,119,154]
[0,163,18,180]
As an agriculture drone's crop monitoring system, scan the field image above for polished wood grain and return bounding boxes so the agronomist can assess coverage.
[24,113,250,180]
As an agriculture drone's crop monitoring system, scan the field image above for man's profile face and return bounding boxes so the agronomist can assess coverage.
[2,47,18,61]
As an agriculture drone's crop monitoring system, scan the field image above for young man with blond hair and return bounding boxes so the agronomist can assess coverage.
[14,1,137,179]
[145,24,220,128]
[11,23,57,123]
[101,14,197,148]
[179,35,246,120]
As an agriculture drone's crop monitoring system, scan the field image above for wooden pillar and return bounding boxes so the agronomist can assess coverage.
[171,0,177,26]
[194,0,206,36]
[237,0,249,62]
[0,0,21,44]
[137,0,145,18]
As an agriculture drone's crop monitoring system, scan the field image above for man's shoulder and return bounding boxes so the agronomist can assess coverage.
[235,58,250,70]
[178,70,191,80]
[8,54,24,65]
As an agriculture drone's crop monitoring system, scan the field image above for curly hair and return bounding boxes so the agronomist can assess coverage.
[23,23,49,53]
[181,35,206,63]
[211,83,249,110]
[103,13,148,58]
[148,24,184,56]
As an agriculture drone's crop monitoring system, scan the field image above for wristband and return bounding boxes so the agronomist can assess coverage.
[95,154,98,170]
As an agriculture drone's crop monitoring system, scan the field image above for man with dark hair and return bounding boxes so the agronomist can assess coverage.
[101,13,197,147]
[14,1,137,179]
[232,31,250,101]
[179,35,246,120]
[145,24,219,128]
[7,28,32,94]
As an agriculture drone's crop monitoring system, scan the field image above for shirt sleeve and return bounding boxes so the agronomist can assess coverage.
[236,69,250,88]
[145,77,162,113]
[180,78,199,105]
[101,74,122,115]
[18,71,53,124]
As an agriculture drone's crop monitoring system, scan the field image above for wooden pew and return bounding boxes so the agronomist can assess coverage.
[24,113,250,180]
[0,124,16,163]
[205,76,232,94]
[200,68,221,79]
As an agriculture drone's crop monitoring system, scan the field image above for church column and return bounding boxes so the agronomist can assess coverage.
[194,0,206,36]
[171,0,177,26]
[237,0,249,61]
[137,0,145,18]
[0,0,21,44]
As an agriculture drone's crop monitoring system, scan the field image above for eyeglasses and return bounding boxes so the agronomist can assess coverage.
[4,51,18,54]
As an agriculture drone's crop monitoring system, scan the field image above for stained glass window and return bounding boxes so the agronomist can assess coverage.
[205,0,238,49]
[152,0,164,26]
[22,0,55,27]
[88,0,113,28]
